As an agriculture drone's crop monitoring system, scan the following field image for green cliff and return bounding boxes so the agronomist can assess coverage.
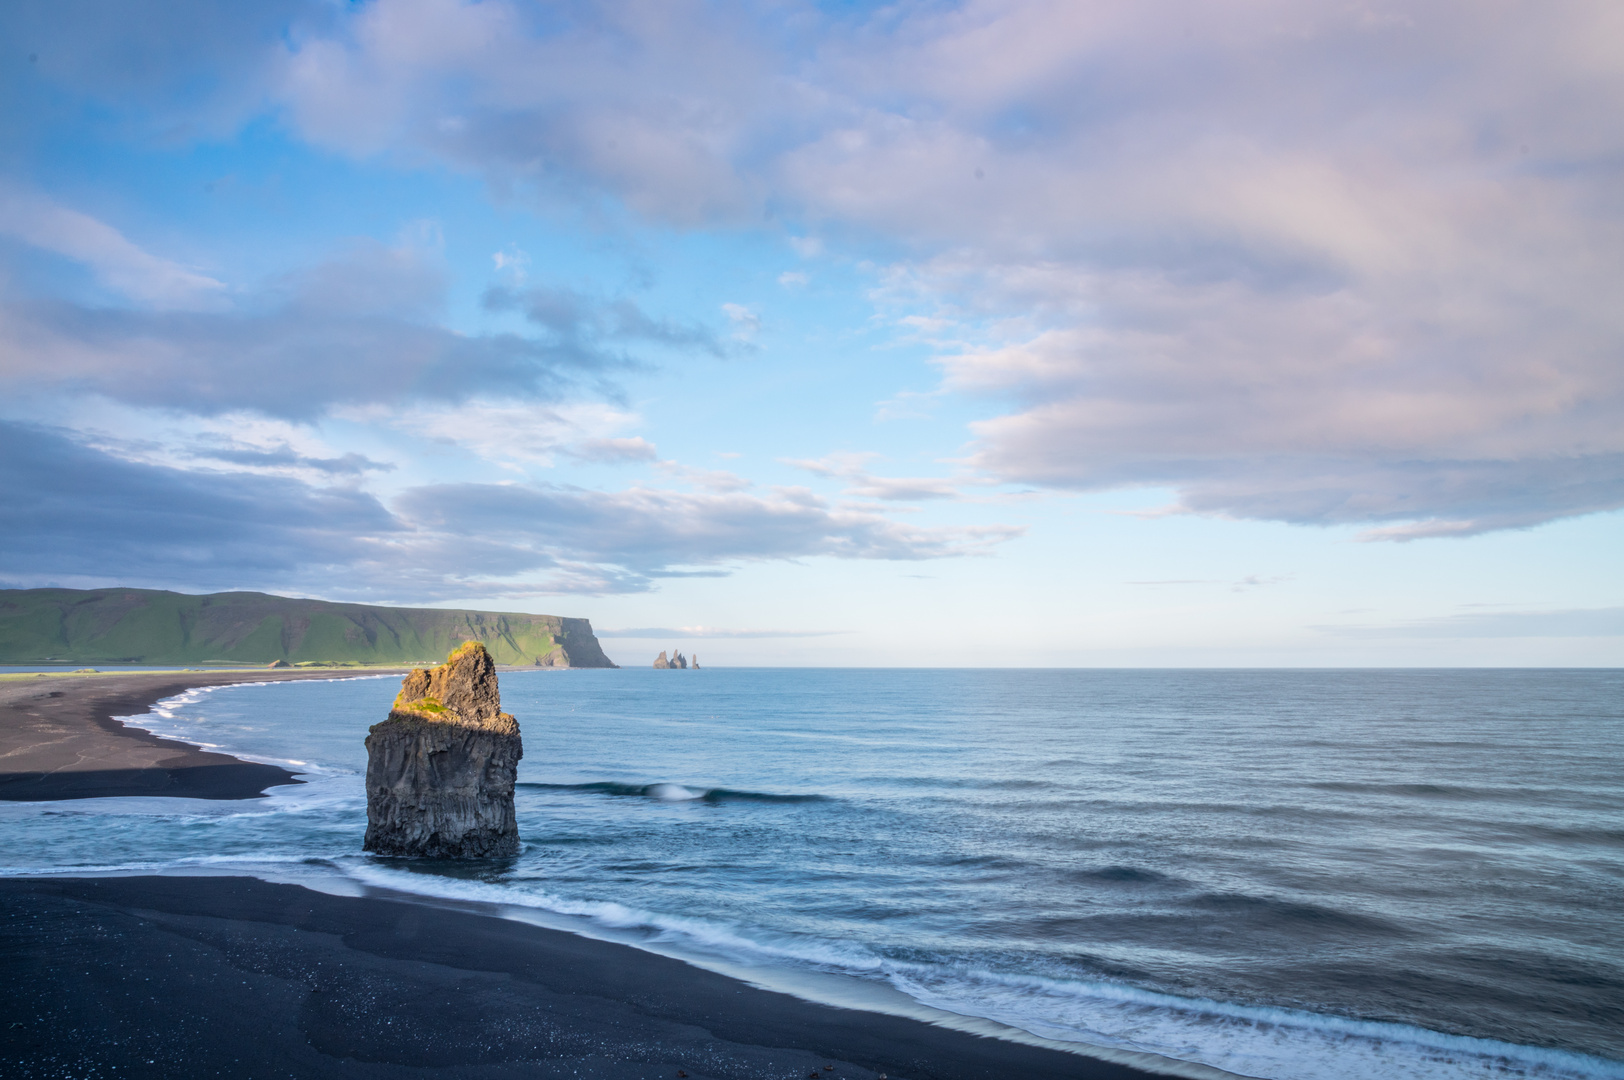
[0,588,618,668]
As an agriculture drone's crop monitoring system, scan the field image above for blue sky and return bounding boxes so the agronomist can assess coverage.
[2,0,1621,665]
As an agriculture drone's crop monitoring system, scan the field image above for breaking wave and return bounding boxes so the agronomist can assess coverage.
[518,780,830,804]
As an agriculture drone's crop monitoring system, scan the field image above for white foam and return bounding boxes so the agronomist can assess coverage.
[644,783,704,801]
[329,862,1622,1080]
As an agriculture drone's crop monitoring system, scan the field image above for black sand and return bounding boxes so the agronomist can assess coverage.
[0,671,397,800]
[0,875,1180,1080]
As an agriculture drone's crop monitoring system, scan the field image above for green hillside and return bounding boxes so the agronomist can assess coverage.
[0,588,618,668]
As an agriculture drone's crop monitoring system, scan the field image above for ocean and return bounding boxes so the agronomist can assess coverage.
[3,668,1621,1080]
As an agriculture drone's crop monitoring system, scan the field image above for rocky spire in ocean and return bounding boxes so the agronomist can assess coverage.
[363,642,522,858]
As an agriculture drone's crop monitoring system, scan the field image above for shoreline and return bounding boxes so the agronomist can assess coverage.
[0,873,1187,1080]
[0,668,1198,1080]
[0,668,405,801]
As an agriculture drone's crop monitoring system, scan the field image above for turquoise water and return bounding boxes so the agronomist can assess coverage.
[3,668,1621,1080]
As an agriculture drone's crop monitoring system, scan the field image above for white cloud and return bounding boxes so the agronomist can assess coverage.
[20,0,1624,538]
[491,244,529,280]
[387,478,1025,593]
[351,399,644,467]
[0,185,226,310]
[784,452,963,501]
[268,0,1624,535]
[568,437,659,464]
[655,460,753,494]
[721,301,761,342]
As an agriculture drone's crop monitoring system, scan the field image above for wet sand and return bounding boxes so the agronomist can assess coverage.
[0,874,1183,1080]
[0,670,399,800]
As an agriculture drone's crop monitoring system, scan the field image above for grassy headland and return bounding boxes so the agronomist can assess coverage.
[0,588,617,668]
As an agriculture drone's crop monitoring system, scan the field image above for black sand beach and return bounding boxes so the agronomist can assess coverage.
[0,875,1180,1080]
[0,673,1185,1080]
[0,670,389,800]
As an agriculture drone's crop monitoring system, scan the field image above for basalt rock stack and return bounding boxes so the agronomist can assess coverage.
[363,642,522,858]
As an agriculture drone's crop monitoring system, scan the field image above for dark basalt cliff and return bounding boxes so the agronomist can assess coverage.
[363,642,522,859]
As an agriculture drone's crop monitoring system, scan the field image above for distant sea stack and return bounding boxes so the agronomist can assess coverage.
[363,642,522,859]
[654,650,694,669]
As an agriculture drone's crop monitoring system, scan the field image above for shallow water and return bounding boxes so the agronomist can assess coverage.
[3,668,1621,1080]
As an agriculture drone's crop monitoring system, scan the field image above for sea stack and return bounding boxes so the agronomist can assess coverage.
[363,642,522,858]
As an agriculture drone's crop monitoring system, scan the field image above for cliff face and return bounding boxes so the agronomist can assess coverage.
[0,587,619,668]
[363,642,522,859]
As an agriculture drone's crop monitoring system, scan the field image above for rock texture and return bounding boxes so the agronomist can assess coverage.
[654,650,690,669]
[363,642,522,858]
[654,651,669,669]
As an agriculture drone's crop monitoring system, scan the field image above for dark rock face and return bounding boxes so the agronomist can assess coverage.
[655,649,690,669]
[534,647,572,668]
[363,642,522,858]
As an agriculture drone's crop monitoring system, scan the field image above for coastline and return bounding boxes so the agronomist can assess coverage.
[0,669,404,801]
[0,669,1197,1080]
[0,874,1186,1080]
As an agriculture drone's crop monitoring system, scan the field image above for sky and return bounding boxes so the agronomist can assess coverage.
[1,0,1621,666]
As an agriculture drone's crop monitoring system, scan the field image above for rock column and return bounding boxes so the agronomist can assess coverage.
[363,642,522,858]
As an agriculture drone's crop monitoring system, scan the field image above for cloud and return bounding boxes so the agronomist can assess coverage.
[260,0,1624,537]
[721,302,760,342]
[491,245,529,280]
[1318,608,1624,639]
[777,271,809,288]
[784,452,962,501]
[0,420,1021,599]
[654,460,753,494]
[391,480,1023,590]
[1232,574,1291,592]
[485,284,726,357]
[0,187,227,310]
[0,242,659,420]
[17,0,1624,538]
[945,268,1624,537]
[185,439,394,477]
[1,0,321,138]
[595,626,850,639]
[350,399,646,467]
[0,420,397,593]
[567,437,659,464]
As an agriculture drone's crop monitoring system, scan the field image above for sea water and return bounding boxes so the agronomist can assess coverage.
[2,668,1620,1080]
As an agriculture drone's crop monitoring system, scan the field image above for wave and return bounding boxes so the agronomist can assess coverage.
[335,861,1624,1080]
[517,780,829,804]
